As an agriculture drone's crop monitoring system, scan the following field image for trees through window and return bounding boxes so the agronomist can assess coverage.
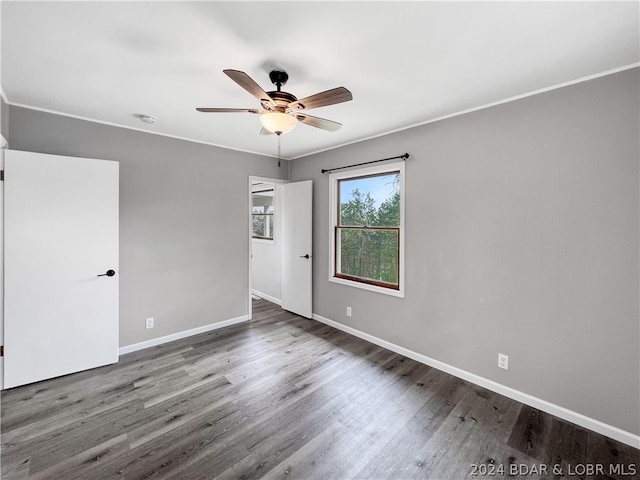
[252,188,275,240]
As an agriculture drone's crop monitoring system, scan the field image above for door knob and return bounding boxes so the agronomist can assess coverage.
[97,269,116,277]
[300,254,310,259]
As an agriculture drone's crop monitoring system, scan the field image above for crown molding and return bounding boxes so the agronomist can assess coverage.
[291,63,640,159]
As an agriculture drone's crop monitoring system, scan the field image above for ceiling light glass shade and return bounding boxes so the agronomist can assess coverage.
[260,112,298,134]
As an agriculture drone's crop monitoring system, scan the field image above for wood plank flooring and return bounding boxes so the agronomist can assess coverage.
[2,299,638,479]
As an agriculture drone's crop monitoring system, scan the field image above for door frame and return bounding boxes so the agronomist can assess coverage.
[0,135,7,389]
[247,175,288,319]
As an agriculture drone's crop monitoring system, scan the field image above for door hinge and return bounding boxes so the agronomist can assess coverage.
[0,170,4,181]
[0,346,4,356]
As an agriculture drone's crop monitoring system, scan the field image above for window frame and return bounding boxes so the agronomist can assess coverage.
[329,161,405,298]
[251,188,275,242]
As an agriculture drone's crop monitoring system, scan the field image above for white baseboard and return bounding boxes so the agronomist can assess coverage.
[119,314,249,355]
[251,289,282,306]
[312,313,640,450]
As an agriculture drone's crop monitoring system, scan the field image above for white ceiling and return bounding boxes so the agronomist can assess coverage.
[2,1,638,159]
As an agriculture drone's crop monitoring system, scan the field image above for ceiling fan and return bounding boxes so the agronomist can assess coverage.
[196,69,353,135]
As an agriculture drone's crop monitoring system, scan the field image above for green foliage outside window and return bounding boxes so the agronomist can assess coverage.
[337,172,400,288]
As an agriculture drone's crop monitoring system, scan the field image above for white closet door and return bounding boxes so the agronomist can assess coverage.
[4,150,119,389]
[282,180,313,318]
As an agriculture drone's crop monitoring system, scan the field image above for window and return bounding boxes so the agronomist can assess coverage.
[252,188,275,240]
[329,161,405,297]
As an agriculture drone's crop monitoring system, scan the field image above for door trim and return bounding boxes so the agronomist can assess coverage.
[0,146,5,389]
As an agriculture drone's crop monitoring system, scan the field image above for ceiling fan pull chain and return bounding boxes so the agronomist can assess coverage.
[277,134,281,168]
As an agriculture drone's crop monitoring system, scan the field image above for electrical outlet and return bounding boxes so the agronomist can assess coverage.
[146,317,154,329]
[346,306,352,317]
[498,353,509,370]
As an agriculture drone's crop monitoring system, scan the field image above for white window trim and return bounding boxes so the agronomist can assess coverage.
[251,188,276,243]
[252,236,275,245]
[328,161,405,298]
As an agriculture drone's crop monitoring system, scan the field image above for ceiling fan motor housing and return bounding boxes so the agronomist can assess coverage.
[267,91,298,110]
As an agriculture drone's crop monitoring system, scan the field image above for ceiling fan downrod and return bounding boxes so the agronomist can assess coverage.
[269,70,289,92]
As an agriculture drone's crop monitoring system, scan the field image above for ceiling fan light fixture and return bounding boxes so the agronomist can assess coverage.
[260,112,298,135]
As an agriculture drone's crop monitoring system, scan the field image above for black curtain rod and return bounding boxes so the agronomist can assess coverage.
[321,153,410,174]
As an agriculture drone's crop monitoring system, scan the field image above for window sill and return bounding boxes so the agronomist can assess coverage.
[252,237,275,245]
[329,275,404,298]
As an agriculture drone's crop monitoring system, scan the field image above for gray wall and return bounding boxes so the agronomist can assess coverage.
[290,68,640,436]
[8,107,287,347]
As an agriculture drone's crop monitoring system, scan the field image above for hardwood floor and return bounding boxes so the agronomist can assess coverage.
[2,299,637,479]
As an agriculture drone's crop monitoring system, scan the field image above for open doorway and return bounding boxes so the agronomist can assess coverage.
[248,176,313,319]
[248,176,287,317]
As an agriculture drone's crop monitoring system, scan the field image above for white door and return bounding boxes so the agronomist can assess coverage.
[4,150,119,389]
[282,180,313,318]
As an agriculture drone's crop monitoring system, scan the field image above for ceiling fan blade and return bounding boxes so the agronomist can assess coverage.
[196,108,263,113]
[296,113,342,132]
[223,69,277,110]
[288,87,352,111]
[259,127,274,135]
